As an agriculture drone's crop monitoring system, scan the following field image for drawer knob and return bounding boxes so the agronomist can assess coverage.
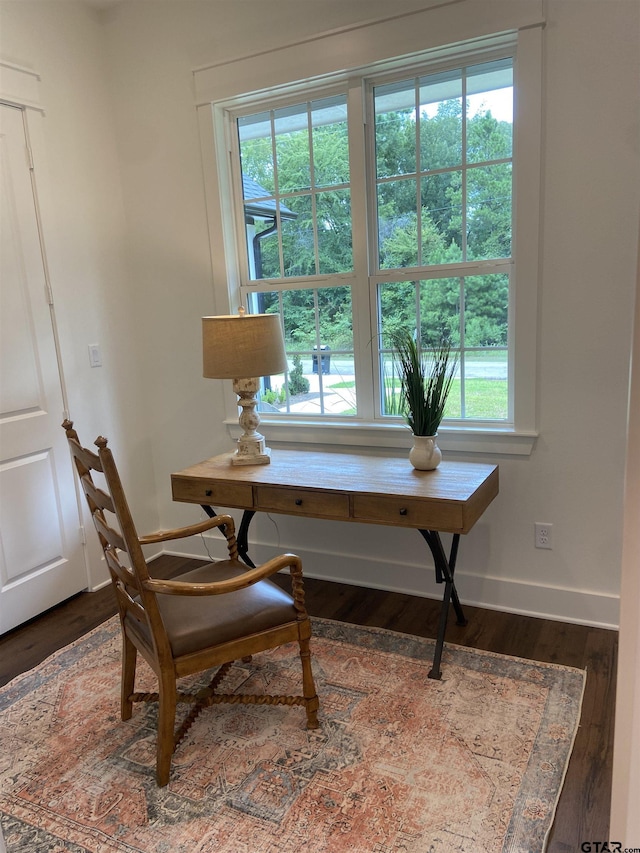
[295,498,303,506]
[205,489,213,497]
[399,507,408,516]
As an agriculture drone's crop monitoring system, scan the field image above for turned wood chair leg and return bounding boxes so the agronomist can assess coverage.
[156,673,177,787]
[299,635,319,729]
[121,634,137,721]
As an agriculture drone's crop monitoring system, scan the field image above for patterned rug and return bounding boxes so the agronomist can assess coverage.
[0,617,585,853]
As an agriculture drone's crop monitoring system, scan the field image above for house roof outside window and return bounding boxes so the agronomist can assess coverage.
[242,176,297,221]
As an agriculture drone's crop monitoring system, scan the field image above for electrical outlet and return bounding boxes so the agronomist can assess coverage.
[535,523,553,549]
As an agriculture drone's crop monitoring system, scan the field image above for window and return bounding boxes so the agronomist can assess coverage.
[197,19,542,453]
[373,59,512,422]
[236,95,357,416]
[231,56,513,424]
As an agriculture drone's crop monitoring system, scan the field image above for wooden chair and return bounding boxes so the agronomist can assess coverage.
[62,420,319,786]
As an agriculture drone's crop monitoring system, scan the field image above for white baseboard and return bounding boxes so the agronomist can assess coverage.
[160,536,620,631]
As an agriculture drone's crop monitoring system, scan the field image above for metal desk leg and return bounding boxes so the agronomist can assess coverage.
[236,510,256,568]
[200,505,256,568]
[419,530,467,680]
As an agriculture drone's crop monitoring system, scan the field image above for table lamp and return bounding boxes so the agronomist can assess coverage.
[202,308,287,465]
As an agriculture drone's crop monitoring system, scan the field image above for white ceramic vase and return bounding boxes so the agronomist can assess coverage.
[409,434,442,470]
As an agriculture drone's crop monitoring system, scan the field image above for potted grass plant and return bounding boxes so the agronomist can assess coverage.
[390,329,457,470]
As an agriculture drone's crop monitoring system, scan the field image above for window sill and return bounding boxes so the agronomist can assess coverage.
[225,418,537,456]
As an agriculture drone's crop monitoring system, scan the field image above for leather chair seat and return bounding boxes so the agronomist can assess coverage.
[128,561,298,658]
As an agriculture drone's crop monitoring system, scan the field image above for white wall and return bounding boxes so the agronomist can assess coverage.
[1,0,638,623]
[102,0,639,628]
[0,0,161,586]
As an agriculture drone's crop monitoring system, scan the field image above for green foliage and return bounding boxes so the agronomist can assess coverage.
[260,287,353,352]
[390,329,457,436]
[241,88,512,412]
[241,119,353,281]
[379,273,508,350]
[382,370,404,417]
[262,386,287,406]
[287,354,310,396]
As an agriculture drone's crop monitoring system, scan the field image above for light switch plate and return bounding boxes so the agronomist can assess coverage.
[88,344,102,368]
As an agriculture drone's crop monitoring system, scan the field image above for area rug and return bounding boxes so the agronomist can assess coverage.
[0,617,585,853]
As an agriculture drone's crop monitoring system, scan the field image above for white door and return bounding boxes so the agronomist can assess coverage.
[0,102,87,633]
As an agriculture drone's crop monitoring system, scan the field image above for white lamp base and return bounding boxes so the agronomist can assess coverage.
[232,449,271,465]
[232,436,272,466]
[230,377,273,465]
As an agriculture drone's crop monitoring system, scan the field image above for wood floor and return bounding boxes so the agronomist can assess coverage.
[0,554,617,852]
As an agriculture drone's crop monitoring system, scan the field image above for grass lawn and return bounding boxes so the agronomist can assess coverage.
[444,379,508,420]
[301,376,508,420]
[380,377,508,420]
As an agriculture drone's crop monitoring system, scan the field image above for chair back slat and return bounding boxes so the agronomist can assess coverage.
[93,437,152,583]
[80,474,115,514]
[113,581,147,625]
[67,435,103,474]
[93,512,127,553]
[105,547,139,591]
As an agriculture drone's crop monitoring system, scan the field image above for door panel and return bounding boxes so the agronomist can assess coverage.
[1,452,64,578]
[0,103,87,633]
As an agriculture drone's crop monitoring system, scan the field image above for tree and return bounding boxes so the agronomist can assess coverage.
[239,96,512,351]
[287,354,310,396]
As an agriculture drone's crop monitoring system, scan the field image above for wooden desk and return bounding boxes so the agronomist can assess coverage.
[171,450,499,679]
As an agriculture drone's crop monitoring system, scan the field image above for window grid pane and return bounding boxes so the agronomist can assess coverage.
[246,286,357,417]
[378,276,508,421]
[238,95,352,283]
[374,58,513,269]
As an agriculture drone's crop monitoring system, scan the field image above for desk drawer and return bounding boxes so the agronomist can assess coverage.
[172,478,253,509]
[256,486,349,520]
[352,494,461,531]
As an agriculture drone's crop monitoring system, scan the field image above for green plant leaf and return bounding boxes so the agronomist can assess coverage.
[389,329,457,435]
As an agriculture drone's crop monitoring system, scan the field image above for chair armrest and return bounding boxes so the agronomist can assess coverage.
[138,513,234,545]
[142,553,302,596]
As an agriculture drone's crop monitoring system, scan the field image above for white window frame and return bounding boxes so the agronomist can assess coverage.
[195,3,543,455]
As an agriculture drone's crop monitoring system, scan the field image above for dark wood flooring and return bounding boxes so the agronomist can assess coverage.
[0,554,617,852]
